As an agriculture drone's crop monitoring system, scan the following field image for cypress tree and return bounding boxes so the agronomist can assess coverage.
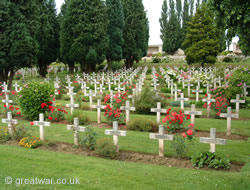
[0,0,38,88]
[106,0,124,67]
[60,0,108,73]
[182,3,220,67]
[122,0,149,68]
[159,0,168,44]
[37,0,59,77]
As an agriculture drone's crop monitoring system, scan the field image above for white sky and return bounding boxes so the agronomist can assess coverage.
[55,0,238,47]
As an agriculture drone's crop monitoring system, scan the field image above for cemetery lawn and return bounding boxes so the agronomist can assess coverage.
[0,145,250,190]
[1,118,250,189]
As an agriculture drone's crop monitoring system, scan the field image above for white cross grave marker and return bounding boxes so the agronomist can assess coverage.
[177,93,189,110]
[67,117,86,146]
[230,94,245,114]
[202,94,215,117]
[120,100,136,126]
[92,99,105,124]
[33,113,50,141]
[184,104,202,124]
[150,102,167,124]
[105,121,126,152]
[220,107,239,135]
[200,128,226,153]
[2,112,18,136]
[149,125,173,157]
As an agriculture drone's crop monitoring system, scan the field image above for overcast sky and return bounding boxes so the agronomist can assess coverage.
[55,0,238,47]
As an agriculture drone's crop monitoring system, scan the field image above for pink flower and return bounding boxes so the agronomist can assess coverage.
[181,133,187,138]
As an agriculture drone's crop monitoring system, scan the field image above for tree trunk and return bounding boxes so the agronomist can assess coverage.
[8,70,15,90]
[38,63,48,77]
[125,58,134,68]
[68,63,75,74]
[0,69,9,87]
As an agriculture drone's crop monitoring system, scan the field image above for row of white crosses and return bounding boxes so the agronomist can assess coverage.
[66,87,79,114]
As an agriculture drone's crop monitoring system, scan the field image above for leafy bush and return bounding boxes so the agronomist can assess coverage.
[191,152,231,169]
[65,110,90,125]
[0,127,11,143]
[80,127,97,150]
[135,87,166,114]
[18,82,54,120]
[171,135,188,157]
[222,57,233,63]
[160,87,171,93]
[19,136,42,148]
[13,125,33,142]
[111,61,124,71]
[95,138,117,159]
[170,100,189,107]
[62,94,70,101]
[152,57,161,63]
[127,118,158,132]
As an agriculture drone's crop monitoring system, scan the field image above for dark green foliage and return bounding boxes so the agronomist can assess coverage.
[192,152,231,169]
[80,127,97,150]
[183,3,220,67]
[211,0,250,55]
[106,0,124,64]
[18,82,54,120]
[152,57,161,63]
[127,119,158,132]
[222,57,233,63]
[171,135,188,157]
[0,0,39,87]
[37,0,59,77]
[122,0,149,68]
[111,62,124,71]
[95,138,117,159]
[160,88,171,93]
[65,111,90,125]
[0,127,11,144]
[13,125,33,142]
[135,87,166,114]
[60,0,108,73]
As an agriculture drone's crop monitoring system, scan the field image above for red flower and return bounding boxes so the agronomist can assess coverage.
[116,99,121,103]
[16,107,19,110]
[73,81,78,83]
[167,126,170,129]
[109,112,112,116]
[216,112,221,116]
[41,103,47,109]
[30,122,34,126]
[9,105,14,110]
[55,118,58,121]
[205,93,208,97]
[187,129,193,136]
[189,123,194,129]
[48,116,53,120]
[186,115,190,120]
[181,133,187,138]
[166,108,171,114]
[162,117,167,123]
[3,104,6,108]
[58,90,61,95]
[16,112,21,115]
[104,112,107,116]
[48,101,53,105]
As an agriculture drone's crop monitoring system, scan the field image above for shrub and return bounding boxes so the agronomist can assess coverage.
[170,100,189,107]
[160,87,171,93]
[95,138,117,159]
[79,127,97,150]
[18,82,54,120]
[65,110,90,125]
[222,57,232,63]
[191,152,231,169]
[0,127,11,143]
[62,94,70,101]
[127,118,158,132]
[135,87,166,114]
[171,135,188,157]
[13,125,33,142]
[111,61,124,71]
[19,136,42,148]
[152,57,161,63]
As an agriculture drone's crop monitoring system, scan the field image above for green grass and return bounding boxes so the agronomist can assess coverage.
[0,145,250,190]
